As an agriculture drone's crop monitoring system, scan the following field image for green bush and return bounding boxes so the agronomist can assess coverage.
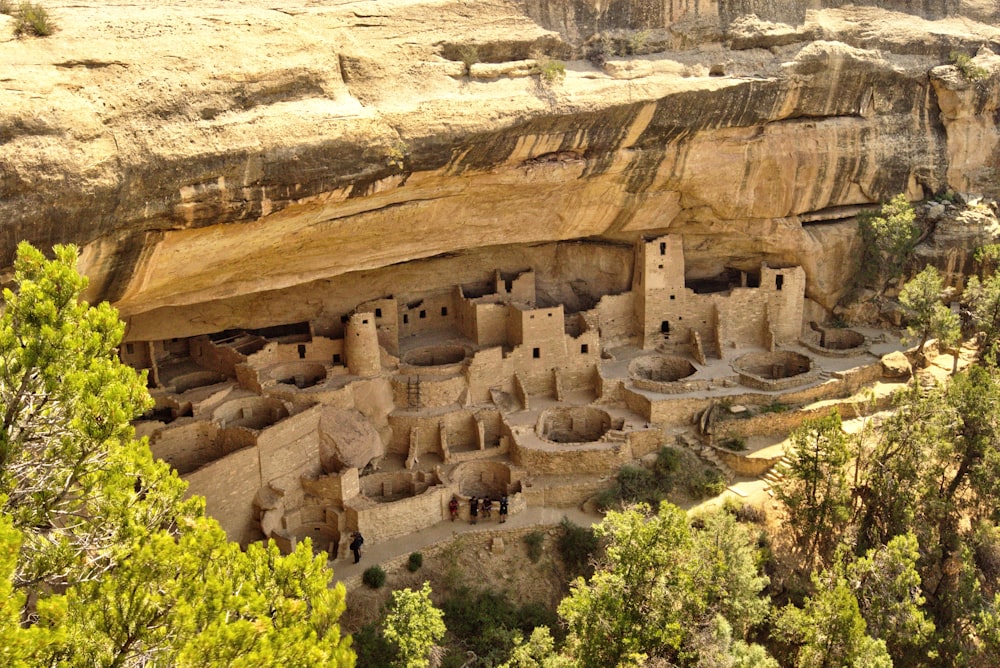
[13,2,54,37]
[362,565,386,589]
[759,401,790,414]
[684,467,728,499]
[720,437,747,451]
[441,587,560,665]
[535,57,566,83]
[407,551,423,572]
[353,622,395,668]
[524,530,545,563]
[557,518,599,579]
[951,51,988,81]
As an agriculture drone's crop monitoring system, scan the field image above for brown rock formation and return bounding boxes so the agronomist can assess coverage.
[1,0,998,337]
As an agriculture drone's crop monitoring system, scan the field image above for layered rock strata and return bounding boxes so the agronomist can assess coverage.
[0,0,998,337]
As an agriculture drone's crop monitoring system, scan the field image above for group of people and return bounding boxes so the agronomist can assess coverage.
[449,494,508,524]
[352,494,510,565]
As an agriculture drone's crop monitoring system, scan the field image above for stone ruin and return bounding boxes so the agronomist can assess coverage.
[126,234,907,560]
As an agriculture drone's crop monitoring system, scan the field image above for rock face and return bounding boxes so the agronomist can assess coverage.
[1,0,999,337]
[319,407,383,473]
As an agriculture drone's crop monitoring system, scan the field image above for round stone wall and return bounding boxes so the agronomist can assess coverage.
[538,406,612,444]
[629,354,697,382]
[171,370,227,393]
[270,361,327,389]
[450,460,514,498]
[733,351,816,391]
[820,328,865,350]
[402,345,467,367]
[213,396,289,430]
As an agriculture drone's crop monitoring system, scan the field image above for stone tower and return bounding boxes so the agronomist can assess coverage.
[345,313,380,377]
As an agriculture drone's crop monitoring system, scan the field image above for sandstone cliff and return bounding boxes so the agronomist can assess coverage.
[1,0,998,338]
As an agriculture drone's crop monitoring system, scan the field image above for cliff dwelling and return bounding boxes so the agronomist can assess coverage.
[127,234,908,558]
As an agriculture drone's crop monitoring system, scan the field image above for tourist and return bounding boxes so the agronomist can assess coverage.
[349,531,364,564]
[449,494,459,521]
[482,497,493,520]
[499,495,509,523]
[469,496,479,524]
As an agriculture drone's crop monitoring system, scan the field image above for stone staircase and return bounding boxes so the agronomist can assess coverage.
[760,455,792,497]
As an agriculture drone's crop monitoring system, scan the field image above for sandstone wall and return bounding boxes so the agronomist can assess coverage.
[185,446,263,546]
[1,1,998,344]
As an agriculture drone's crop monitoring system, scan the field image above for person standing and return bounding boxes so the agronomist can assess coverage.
[449,494,459,521]
[499,495,509,523]
[482,497,493,520]
[469,496,479,525]
[349,531,364,564]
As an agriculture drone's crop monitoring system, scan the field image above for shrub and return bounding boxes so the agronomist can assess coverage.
[353,622,394,668]
[759,401,789,414]
[734,503,766,524]
[0,0,12,14]
[407,551,423,572]
[950,51,988,81]
[557,517,599,579]
[524,530,545,563]
[720,436,747,451]
[441,587,558,665]
[684,467,728,499]
[534,56,566,83]
[13,2,54,37]
[458,44,479,74]
[653,445,681,476]
[362,565,386,589]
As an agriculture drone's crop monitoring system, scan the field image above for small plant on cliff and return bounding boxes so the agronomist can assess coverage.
[950,51,988,81]
[458,44,479,75]
[407,551,423,572]
[12,1,53,37]
[534,55,566,84]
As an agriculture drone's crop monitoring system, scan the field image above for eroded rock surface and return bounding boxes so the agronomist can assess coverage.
[1,0,998,337]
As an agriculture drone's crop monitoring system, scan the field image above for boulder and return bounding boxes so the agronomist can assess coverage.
[318,407,384,473]
[880,351,913,379]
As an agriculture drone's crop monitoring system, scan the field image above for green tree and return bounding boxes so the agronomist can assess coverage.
[963,272,1000,361]
[501,627,571,668]
[775,569,892,668]
[897,265,960,362]
[858,194,920,295]
[847,534,934,661]
[775,413,852,565]
[383,582,446,668]
[0,243,353,666]
[558,503,770,667]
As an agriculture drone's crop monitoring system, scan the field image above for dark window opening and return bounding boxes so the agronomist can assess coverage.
[776,274,784,291]
[441,307,448,316]
[581,344,589,354]
[419,310,426,319]
[297,344,306,359]
[547,312,553,317]
[532,348,541,359]
[670,295,675,300]
[333,354,342,364]
[125,343,134,355]
[661,321,670,335]
[375,308,382,318]
[659,242,666,255]
[403,314,409,324]
[341,315,349,324]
